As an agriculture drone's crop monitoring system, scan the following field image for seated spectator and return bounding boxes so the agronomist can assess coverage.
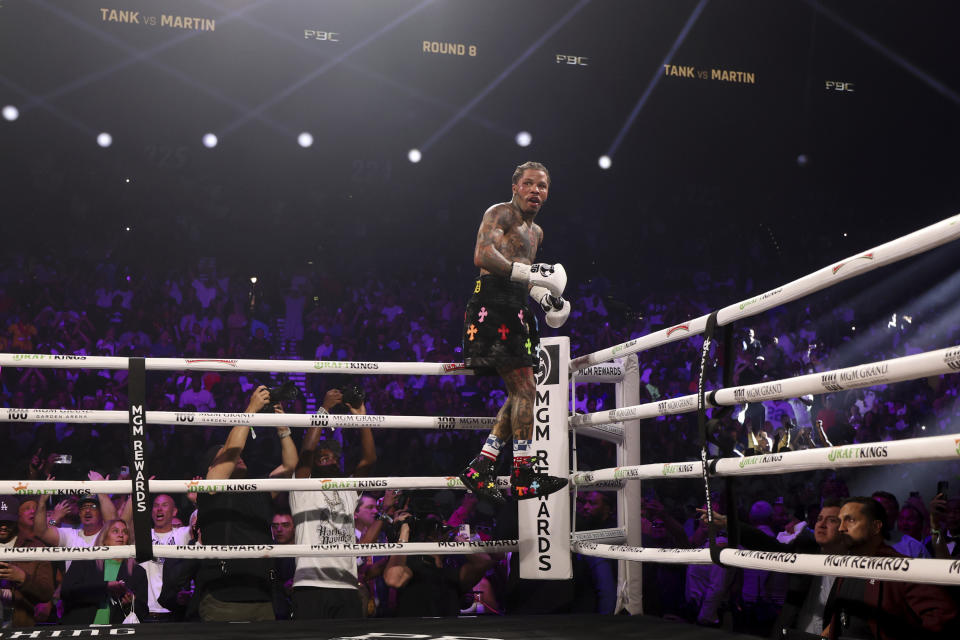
[60,520,147,625]
[823,497,957,639]
[708,498,845,637]
[685,503,736,628]
[0,496,54,628]
[271,507,296,620]
[927,493,960,559]
[871,491,929,558]
[383,510,494,617]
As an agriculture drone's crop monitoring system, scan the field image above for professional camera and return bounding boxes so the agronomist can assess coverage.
[260,380,300,413]
[379,492,457,543]
[381,512,457,544]
[330,383,366,414]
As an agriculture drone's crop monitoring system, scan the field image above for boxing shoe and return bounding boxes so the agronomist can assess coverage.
[510,460,568,500]
[459,455,506,506]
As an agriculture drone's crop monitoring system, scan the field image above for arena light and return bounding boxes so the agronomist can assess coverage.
[249,276,258,284]
[515,131,532,147]
[97,132,113,148]
[202,133,218,149]
[297,132,314,148]
[2,105,18,122]
[598,155,612,170]
[407,148,422,163]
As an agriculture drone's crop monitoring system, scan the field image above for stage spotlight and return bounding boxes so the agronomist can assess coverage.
[797,154,809,167]
[515,131,532,147]
[97,132,113,148]
[203,133,218,148]
[250,276,258,284]
[298,132,314,148]
[598,155,612,170]
[408,148,422,163]
[2,105,18,121]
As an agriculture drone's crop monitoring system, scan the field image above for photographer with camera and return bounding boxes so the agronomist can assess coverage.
[288,384,376,619]
[383,500,496,618]
[194,384,299,622]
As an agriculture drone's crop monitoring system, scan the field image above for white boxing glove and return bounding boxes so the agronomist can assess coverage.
[510,262,567,297]
[530,285,571,328]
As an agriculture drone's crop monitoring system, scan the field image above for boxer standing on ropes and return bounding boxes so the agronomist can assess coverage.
[458,161,572,505]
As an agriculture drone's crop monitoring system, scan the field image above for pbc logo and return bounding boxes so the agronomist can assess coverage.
[304,29,339,41]
[535,344,560,386]
[175,413,195,423]
[825,80,854,92]
[556,54,589,66]
[310,414,329,427]
[437,417,456,430]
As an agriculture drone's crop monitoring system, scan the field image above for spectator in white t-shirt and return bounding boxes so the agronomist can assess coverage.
[141,494,192,621]
[287,388,377,619]
[33,472,128,571]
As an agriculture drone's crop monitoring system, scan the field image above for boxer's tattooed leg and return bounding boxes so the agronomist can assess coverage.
[491,399,512,442]
[500,366,535,440]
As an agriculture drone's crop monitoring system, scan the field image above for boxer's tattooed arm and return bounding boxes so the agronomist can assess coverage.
[474,204,538,275]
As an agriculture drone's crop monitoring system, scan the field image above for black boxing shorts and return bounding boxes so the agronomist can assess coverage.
[462,275,540,375]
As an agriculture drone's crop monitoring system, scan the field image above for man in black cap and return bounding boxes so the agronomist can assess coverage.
[0,496,54,627]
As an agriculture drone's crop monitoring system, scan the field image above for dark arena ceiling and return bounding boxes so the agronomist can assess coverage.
[2,0,959,283]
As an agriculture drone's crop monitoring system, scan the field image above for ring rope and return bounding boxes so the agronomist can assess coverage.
[571,212,960,371]
[0,475,527,494]
[570,527,627,544]
[571,343,960,429]
[0,355,474,375]
[0,408,497,431]
[572,543,960,587]
[0,539,520,562]
[572,432,960,485]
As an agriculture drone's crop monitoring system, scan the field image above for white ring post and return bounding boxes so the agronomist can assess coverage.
[519,337,572,579]
[615,354,643,614]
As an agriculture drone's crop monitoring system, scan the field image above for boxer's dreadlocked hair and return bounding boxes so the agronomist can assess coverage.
[512,161,550,186]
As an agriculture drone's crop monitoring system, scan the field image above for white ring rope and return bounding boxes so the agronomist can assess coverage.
[0,407,496,431]
[571,344,960,429]
[0,354,474,375]
[570,527,627,544]
[573,362,625,382]
[573,433,960,485]
[0,476,518,494]
[571,543,960,587]
[571,212,960,371]
[0,540,520,562]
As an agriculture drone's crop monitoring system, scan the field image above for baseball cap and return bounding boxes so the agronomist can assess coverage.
[0,496,20,522]
[78,495,99,509]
